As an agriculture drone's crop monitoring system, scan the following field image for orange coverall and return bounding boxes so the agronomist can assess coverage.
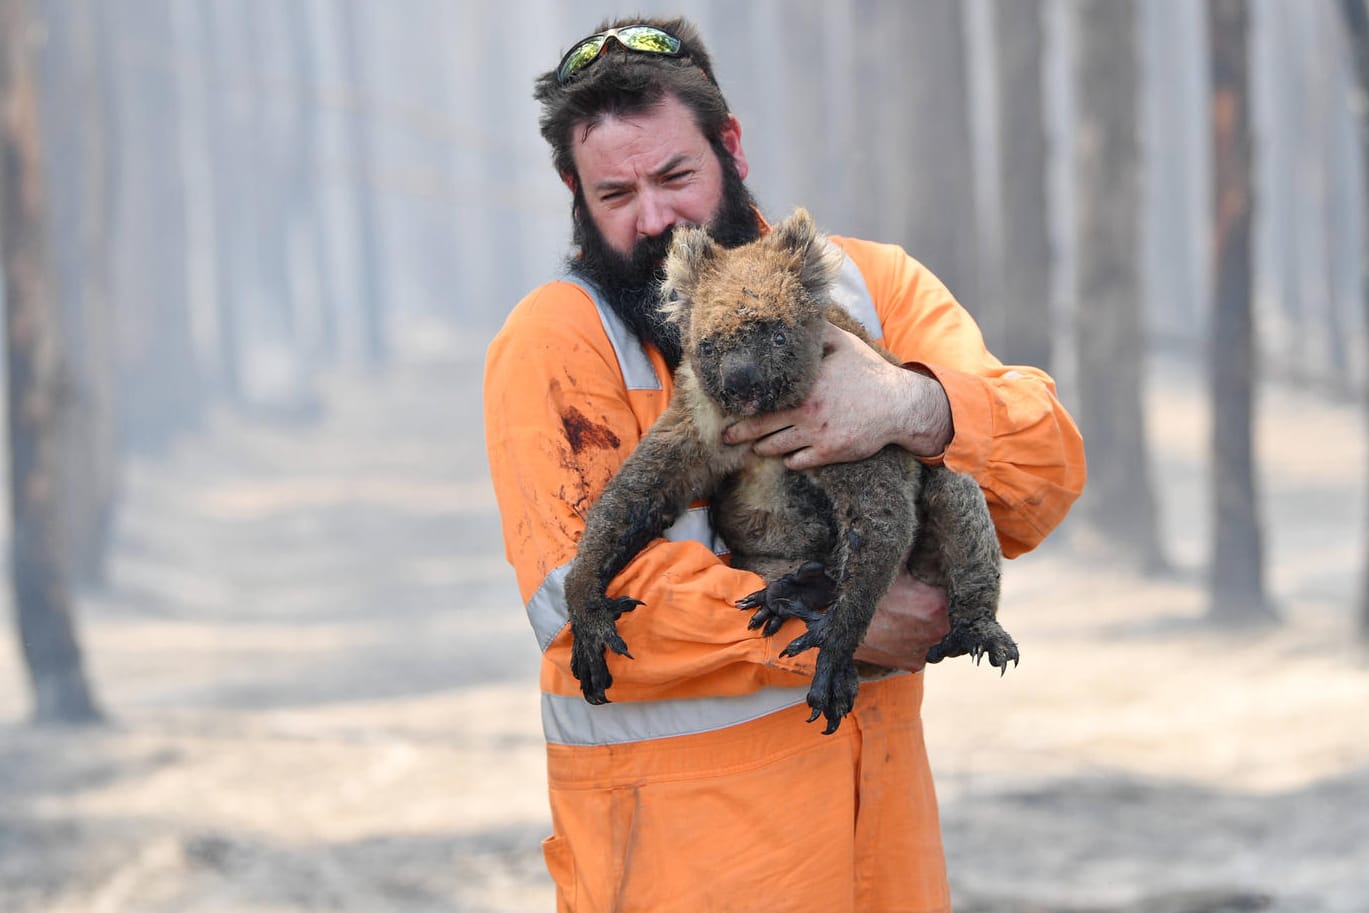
[484,233,1086,913]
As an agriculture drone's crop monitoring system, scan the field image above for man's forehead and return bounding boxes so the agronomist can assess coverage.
[572,98,710,174]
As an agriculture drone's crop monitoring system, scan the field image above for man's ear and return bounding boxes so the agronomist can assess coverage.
[560,170,578,193]
[719,114,748,181]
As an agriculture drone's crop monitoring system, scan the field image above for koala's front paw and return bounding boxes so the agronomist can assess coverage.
[804,648,860,735]
[737,561,837,637]
[925,618,1019,675]
[569,595,643,704]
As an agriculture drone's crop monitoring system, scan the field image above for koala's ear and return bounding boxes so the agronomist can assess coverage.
[772,207,843,301]
[660,225,719,328]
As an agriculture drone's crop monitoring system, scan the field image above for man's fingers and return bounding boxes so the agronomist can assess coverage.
[742,425,802,458]
[724,416,781,445]
[750,428,792,457]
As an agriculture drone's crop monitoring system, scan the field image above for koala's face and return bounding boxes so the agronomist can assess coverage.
[691,314,824,416]
[662,208,841,416]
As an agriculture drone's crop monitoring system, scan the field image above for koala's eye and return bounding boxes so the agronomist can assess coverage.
[771,331,787,347]
[697,340,715,358]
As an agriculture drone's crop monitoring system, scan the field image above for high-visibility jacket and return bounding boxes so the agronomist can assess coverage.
[484,234,1086,913]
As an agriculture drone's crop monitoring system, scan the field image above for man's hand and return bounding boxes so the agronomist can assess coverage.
[854,571,950,673]
[721,323,952,471]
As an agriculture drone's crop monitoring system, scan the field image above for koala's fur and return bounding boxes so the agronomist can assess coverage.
[564,208,1017,733]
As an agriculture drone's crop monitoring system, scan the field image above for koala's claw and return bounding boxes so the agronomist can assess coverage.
[739,561,837,638]
[925,618,1019,673]
[805,649,859,735]
[779,608,831,658]
[569,596,644,705]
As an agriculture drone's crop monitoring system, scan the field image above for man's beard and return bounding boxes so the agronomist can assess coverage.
[568,153,761,371]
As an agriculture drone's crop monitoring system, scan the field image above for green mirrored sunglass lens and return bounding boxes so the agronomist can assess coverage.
[619,29,679,53]
[559,38,604,80]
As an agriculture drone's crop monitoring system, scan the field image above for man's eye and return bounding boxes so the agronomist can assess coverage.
[664,171,691,182]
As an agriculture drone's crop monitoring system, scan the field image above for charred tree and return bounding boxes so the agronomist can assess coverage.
[340,0,389,367]
[69,0,119,585]
[845,1,980,305]
[1,0,102,723]
[113,0,201,452]
[1208,0,1273,624]
[288,0,340,364]
[36,0,120,588]
[900,0,980,311]
[200,0,245,403]
[1072,0,1166,570]
[1339,0,1369,640]
[993,0,1053,372]
[243,6,297,352]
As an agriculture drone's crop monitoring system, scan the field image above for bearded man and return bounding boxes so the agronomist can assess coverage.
[483,15,1086,913]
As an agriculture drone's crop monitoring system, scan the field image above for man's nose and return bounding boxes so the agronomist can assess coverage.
[636,190,676,238]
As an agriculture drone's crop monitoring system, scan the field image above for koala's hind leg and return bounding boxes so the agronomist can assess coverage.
[782,456,918,734]
[914,466,1018,672]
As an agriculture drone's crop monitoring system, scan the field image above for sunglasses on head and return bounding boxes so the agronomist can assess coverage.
[556,25,686,85]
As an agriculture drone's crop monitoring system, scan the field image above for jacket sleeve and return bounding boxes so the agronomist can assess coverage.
[484,283,816,702]
[833,237,1087,559]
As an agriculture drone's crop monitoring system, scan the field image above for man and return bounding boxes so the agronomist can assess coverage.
[484,16,1086,913]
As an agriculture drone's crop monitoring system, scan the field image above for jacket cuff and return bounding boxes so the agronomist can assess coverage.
[906,361,993,477]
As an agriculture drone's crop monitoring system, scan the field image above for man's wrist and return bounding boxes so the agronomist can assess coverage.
[894,364,953,458]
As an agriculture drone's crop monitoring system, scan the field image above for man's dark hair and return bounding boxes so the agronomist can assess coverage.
[533,15,732,182]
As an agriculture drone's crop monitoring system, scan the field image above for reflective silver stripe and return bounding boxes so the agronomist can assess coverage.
[664,504,726,554]
[542,685,809,746]
[528,563,572,653]
[525,508,724,652]
[828,245,881,337]
[563,273,663,391]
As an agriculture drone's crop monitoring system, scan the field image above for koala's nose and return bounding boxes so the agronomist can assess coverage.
[722,363,763,401]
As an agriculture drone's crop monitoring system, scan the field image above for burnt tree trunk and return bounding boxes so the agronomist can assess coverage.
[200,0,245,402]
[849,1,979,309]
[113,0,201,452]
[1208,0,1273,624]
[0,0,102,723]
[993,0,1053,372]
[37,0,119,588]
[902,0,980,311]
[1073,0,1166,570]
[1339,0,1369,640]
[288,0,340,363]
[243,5,297,352]
[69,0,119,586]
[340,0,388,367]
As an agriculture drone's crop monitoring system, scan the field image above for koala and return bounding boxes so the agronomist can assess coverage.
[563,207,1017,733]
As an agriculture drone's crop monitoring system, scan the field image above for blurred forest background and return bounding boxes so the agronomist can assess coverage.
[1,1,1368,912]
